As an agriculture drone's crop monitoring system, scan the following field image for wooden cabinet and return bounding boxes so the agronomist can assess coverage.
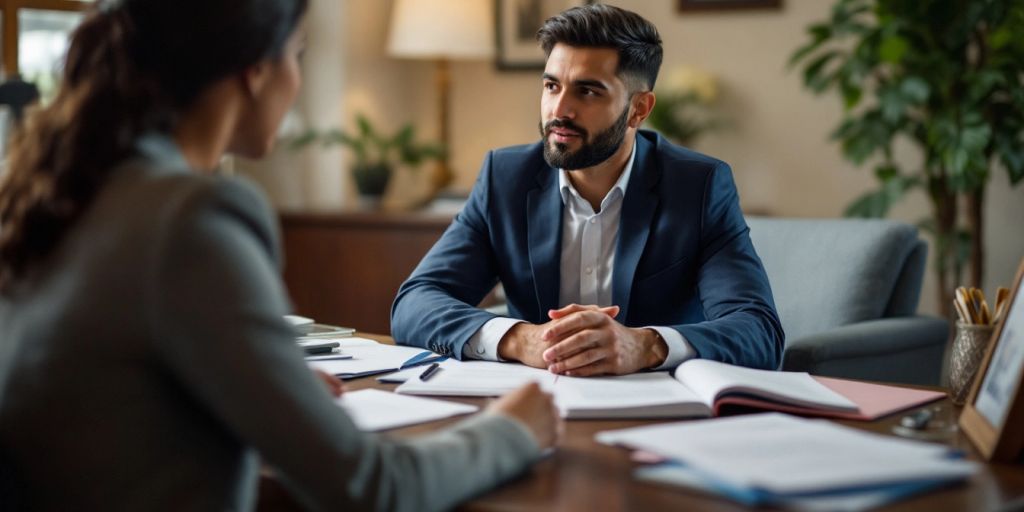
[279,210,453,335]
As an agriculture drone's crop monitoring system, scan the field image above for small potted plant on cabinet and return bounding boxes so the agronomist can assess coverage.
[291,114,445,204]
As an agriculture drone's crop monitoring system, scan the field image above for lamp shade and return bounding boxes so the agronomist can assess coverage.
[388,0,494,60]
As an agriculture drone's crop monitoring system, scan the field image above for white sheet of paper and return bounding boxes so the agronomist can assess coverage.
[336,389,478,431]
[396,360,557,396]
[309,339,436,376]
[597,413,976,494]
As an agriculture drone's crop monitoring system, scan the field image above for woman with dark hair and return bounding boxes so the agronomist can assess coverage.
[0,0,557,510]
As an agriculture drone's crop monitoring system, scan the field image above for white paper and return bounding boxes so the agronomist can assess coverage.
[396,360,557,396]
[597,413,976,495]
[376,366,429,383]
[336,389,477,431]
[308,339,437,376]
[674,359,858,411]
[554,372,709,419]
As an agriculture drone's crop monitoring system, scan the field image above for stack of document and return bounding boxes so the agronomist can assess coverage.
[596,413,977,511]
[285,315,356,337]
[307,337,442,380]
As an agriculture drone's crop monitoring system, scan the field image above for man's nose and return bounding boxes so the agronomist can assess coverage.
[549,91,576,120]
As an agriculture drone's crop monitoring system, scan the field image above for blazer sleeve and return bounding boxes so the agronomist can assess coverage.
[671,163,785,369]
[391,152,504,358]
[147,178,539,512]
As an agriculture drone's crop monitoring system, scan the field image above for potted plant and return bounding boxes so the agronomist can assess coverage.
[291,114,445,201]
[789,0,1024,318]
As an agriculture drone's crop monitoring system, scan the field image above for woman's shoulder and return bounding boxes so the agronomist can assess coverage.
[103,162,281,261]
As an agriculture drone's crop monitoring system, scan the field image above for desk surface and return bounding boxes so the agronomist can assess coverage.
[280,334,1024,511]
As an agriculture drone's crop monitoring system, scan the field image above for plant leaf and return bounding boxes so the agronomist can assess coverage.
[899,77,930,104]
[879,35,908,63]
[286,129,319,150]
[802,50,841,93]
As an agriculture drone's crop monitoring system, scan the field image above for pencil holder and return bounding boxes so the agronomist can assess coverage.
[948,322,995,405]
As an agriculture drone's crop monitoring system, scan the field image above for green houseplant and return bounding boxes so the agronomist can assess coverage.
[790,0,1024,317]
[291,114,445,199]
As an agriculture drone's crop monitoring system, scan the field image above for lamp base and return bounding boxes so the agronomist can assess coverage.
[429,160,453,195]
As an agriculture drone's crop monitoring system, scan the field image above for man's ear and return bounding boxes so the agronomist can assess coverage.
[629,91,656,128]
[240,61,271,99]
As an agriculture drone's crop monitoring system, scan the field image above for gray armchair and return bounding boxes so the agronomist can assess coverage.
[747,217,949,385]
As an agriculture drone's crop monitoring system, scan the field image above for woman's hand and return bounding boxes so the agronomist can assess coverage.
[487,382,560,450]
[313,369,345,398]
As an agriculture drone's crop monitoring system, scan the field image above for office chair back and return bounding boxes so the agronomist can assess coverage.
[746,217,926,341]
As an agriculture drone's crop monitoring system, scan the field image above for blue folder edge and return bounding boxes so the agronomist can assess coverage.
[634,459,971,509]
[335,352,446,380]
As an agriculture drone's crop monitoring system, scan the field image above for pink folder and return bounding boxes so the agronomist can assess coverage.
[712,377,947,421]
[813,377,947,420]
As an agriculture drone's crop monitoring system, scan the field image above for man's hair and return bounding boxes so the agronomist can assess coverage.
[537,4,663,92]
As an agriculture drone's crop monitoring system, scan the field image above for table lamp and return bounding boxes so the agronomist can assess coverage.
[387,0,494,195]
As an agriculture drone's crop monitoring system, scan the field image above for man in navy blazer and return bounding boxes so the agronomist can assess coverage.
[392,5,783,375]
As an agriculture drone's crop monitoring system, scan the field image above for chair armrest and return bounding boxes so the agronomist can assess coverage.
[782,316,950,385]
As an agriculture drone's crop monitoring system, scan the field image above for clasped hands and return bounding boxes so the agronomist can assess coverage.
[497,304,668,377]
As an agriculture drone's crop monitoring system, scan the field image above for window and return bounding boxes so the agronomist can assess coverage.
[0,0,91,99]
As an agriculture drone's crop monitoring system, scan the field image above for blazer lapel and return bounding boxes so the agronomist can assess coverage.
[527,165,563,322]
[612,135,660,323]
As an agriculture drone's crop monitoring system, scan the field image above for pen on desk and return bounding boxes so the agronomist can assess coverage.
[419,362,441,381]
[900,408,934,430]
[304,353,354,361]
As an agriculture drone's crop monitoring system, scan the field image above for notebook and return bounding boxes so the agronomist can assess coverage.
[395,359,945,420]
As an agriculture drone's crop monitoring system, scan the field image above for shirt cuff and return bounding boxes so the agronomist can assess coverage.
[646,326,696,371]
[463,317,524,361]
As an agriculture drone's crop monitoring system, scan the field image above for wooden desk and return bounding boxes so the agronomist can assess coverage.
[279,210,453,334]
[328,334,1024,511]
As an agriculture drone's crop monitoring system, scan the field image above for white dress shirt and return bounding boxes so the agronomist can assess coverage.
[462,144,695,370]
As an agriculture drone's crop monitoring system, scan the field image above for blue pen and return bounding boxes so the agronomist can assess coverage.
[419,362,441,381]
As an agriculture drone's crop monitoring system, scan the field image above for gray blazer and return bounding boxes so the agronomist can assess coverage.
[0,135,539,511]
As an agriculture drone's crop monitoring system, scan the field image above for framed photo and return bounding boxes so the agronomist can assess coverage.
[960,258,1024,462]
[495,0,594,71]
[678,0,782,11]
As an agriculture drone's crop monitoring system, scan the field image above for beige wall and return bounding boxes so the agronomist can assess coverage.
[244,0,1024,316]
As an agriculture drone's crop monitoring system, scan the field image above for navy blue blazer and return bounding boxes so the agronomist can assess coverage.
[392,130,784,369]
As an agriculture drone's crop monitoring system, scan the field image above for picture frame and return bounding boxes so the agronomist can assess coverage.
[495,0,594,71]
[677,0,782,11]
[960,258,1024,462]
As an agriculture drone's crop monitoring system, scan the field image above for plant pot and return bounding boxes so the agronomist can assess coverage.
[352,163,392,199]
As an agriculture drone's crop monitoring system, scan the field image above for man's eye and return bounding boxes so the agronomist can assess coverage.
[544,82,558,91]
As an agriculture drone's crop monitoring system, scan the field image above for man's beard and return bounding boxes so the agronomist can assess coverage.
[539,105,630,170]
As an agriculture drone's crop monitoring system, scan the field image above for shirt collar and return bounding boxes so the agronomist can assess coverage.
[134,132,191,173]
[558,141,637,206]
